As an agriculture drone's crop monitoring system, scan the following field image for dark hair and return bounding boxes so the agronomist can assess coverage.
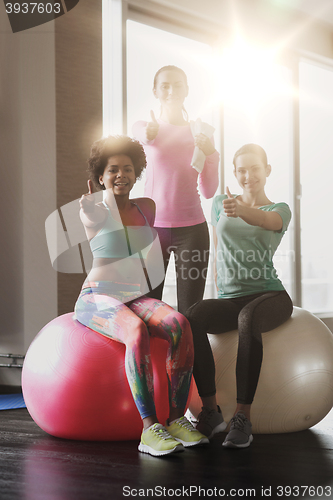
[87,135,146,190]
[233,144,268,169]
[153,65,189,121]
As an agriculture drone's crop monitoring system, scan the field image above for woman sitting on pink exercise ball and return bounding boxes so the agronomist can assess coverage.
[74,135,208,456]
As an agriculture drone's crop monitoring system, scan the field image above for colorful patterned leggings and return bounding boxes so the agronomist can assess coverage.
[75,282,194,419]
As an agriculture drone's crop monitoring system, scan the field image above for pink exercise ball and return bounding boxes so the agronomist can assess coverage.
[22,313,176,441]
[189,307,333,433]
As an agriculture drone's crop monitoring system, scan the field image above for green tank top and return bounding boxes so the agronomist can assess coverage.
[89,201,154,260]
[211,194,291,299]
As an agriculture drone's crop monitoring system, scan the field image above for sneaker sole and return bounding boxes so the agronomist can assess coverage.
[222,434,253,449]
[174,437,209,447]
[138,443,184,456]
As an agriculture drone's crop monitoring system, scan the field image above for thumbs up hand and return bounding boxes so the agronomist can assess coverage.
[80,180,95,213]
[226,186,233,199]
[145,110,160,141]
[223,187,240,218]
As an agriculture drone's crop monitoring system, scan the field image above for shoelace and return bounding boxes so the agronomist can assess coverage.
[177,417,196,432]
[152,425,173,441]
[230,413,246,430]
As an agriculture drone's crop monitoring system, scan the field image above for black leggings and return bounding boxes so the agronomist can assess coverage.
[148,222,210,315]
[186,290,293,405]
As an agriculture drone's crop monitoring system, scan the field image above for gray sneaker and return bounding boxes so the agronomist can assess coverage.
[222,412,253,448]
[196,406,227,439]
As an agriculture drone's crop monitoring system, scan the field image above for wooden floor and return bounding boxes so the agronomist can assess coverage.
[0,393,333,500]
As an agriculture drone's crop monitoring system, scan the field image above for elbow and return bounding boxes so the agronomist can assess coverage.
[199,178,219,199]
[204,183,219,199]
[204,190,216,200]
[261,212,283,231]
[200,187,215,199]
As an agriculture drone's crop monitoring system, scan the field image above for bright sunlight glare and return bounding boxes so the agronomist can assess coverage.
[212,37,292,116]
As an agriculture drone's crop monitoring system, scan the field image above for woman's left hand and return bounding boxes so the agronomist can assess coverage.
[194,133,216,156]
[223,187,241,218]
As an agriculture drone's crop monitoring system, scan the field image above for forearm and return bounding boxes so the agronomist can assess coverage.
[132,121,155,145]
[80,207,105,228]
[198,150,220,198]
[238,205,282,231]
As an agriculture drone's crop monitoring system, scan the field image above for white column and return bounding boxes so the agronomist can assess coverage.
[103,0,127,136]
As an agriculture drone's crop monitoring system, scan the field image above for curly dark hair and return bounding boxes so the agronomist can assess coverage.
[87,135,147,190]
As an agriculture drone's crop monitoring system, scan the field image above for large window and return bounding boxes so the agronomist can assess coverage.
[299,61,333,313]
[221,47,294,295]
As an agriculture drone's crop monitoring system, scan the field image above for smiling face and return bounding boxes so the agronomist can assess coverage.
[234,153,271,194]
[153,69,188,110]
[99,154,136,196]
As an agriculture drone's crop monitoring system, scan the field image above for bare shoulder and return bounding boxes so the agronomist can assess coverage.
[132,197,156,226]
[133,197,156,214]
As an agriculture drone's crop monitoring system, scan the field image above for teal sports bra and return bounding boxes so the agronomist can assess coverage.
[89,202,154,260]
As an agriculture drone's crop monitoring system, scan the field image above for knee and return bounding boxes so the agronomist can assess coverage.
[238,308,261,342]
[184,301,201,326]
[184,302,205,340]
[172,312,193,348]
[163,311,193,345]
[127,318,149,349]
[174,312,192,337]
[172,312,194,359]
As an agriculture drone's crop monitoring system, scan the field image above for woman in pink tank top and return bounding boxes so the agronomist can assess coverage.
[133,66,220,314]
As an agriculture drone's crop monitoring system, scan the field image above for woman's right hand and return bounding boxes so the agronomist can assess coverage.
[80,180,95,213]
[145,110,159,141]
